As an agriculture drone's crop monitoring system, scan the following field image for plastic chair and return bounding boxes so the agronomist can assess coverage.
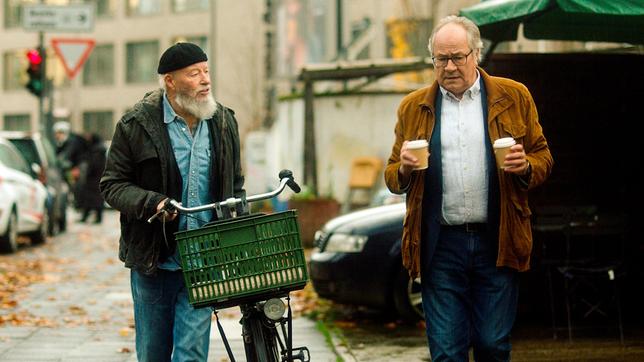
[343,157,383,213]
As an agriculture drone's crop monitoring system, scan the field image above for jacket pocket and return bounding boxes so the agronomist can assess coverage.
[133,142,158,163]
[498,114,527,145]
[508,197,532,261]
[511,196,531,218]
[133,146,162,191]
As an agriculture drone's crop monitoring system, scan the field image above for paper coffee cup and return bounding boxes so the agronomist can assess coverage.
[493,137,516,170]
[407,140,429,170]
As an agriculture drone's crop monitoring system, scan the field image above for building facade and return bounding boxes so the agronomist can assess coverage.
[1,0,265,141]
[2,0,615,197]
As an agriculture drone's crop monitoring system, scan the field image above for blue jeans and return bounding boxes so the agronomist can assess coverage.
[131,269,212,362]
[421,227,518,362]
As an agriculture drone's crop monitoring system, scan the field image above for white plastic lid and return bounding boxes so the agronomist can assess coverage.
[493,137,516,148]
[407,139,429,149]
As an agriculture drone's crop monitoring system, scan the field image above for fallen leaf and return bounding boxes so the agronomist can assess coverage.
[119,327,130,337]
[68,305,87,315]
[334,320,357,329]
[384,322,397,330]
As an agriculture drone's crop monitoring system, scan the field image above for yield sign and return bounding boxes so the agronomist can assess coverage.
[51,38,95,79]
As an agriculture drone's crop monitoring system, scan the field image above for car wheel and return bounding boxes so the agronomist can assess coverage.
[0,211,19,253]
[58,197,67,232]
[58,211,67,232]
[393,266,424,321]
[47,206,59,236]
[29,207,48,245]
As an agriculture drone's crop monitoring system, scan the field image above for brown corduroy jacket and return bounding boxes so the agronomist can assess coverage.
[384,68,553,278]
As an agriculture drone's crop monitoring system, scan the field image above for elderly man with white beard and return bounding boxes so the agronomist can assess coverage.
[100,42,245,362]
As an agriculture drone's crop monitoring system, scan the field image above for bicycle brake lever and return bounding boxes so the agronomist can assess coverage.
[147,210,164,224]
[147,199,177,224]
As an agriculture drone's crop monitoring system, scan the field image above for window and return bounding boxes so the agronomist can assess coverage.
[3,114,30,131]
[172,0,208,12]
[126,0,161,16]
[172,35,208,55]
[386,18,433,58]
[276,0,329,76]
[126,40,158,83]
[83,44,114,86]
[3,50,25,90]
[4,0,37,29]
[350,18,372,60]
[83,111,114,141]
[84,0,115,18]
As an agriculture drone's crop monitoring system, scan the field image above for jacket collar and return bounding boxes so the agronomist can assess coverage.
[418,67,514,138]
[132,89,170,191]
[480,67,513,131]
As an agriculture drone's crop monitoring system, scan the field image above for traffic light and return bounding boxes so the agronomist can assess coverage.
[25,48,43,97]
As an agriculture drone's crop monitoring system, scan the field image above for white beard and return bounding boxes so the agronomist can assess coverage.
[175,91,217,120]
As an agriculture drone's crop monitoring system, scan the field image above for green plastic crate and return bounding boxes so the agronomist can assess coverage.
[174,210,308,308]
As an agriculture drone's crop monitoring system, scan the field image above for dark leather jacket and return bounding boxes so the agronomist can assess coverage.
[100,89,245,274]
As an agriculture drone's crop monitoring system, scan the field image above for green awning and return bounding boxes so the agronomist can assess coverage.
[459,0,644,45]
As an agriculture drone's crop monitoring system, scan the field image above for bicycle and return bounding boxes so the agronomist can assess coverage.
[148,170,310,362]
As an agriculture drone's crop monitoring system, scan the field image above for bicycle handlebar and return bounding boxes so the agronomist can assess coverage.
[147,169,301,223]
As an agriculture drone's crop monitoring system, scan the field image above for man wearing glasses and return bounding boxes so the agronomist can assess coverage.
[385,15,553,361]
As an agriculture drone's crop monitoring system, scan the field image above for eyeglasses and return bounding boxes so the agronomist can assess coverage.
[432,49,473,67]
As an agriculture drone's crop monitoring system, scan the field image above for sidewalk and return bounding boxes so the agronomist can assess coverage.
[0,210,337,362]
[210,314,337,361]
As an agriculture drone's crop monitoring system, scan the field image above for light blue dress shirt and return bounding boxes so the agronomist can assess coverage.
[439,71,489,224]
[158,93,213,270]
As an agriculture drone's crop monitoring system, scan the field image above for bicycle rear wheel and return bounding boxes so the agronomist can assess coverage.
[243,313,280,362]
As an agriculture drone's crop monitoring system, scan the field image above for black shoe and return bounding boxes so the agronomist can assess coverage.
[79,210,89,223]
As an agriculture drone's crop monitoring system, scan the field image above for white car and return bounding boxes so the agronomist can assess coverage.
[0,137,48,253]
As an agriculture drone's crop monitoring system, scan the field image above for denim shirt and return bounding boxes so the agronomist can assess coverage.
[158,93,213,270]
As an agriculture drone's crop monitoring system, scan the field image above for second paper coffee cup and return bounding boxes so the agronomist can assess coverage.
[407,139,429,170]
[493,137,516,170]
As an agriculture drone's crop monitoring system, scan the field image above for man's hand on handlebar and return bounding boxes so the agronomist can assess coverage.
[156,198,178,221]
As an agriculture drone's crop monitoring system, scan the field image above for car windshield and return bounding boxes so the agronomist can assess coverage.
[8,139,41,166]
[0,143,30,174]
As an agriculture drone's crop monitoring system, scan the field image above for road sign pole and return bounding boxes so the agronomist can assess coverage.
[38,31,47,137]
[47,78,54,145]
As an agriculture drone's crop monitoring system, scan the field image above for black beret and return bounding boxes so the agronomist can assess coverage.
[157,42,208,74]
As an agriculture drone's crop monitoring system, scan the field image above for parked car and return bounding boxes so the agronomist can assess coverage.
[1,131,69,235]
[0,137,49,253]
[309,196,423,321]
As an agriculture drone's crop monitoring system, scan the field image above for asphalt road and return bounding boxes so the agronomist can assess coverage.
[320,287,644,361]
